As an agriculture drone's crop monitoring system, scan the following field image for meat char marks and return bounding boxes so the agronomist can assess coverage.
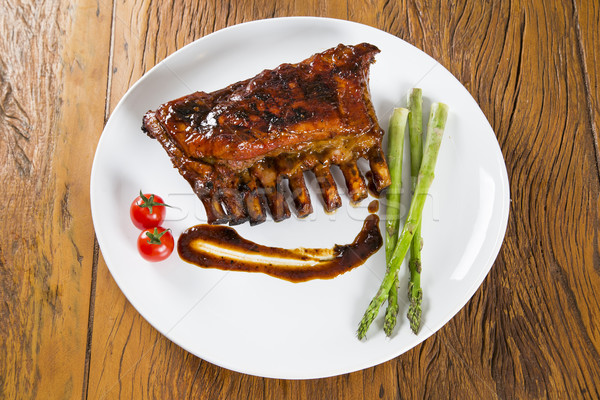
[142,43,391,225]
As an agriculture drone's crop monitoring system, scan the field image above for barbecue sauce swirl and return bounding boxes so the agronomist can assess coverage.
[178,214,382,283]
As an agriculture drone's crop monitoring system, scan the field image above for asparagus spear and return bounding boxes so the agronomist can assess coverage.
[383,107,409,336]
[408,89,424,191]
[407,89,424,334]
[358,102,448,340]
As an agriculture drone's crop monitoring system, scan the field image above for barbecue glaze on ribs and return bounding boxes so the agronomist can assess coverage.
[142,43,391,225]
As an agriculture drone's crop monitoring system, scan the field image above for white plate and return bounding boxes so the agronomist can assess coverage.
[90,17,510,379]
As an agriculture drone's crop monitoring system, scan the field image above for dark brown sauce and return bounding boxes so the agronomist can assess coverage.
[368,199,379,213]
[178,214,382,283]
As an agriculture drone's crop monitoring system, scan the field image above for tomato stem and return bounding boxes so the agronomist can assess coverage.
[145,227,170,244]
[138,190,171,214]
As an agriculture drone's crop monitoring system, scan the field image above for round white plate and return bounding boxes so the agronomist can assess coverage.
[90,17,510,379]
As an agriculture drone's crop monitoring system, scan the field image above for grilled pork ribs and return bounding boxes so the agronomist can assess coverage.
[142,43,391,225]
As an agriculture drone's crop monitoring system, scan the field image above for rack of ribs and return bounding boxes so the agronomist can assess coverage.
[142,43,391,225]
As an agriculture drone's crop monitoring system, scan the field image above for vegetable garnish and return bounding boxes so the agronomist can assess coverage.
[357,92,449,340]
[383,107,409,336]
[137,227,174,262]
[130,191,171,229]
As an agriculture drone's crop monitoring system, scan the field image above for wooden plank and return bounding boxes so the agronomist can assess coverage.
[573,0,600,174]
[0,0,112,398]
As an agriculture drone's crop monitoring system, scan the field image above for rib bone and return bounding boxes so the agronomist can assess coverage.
[200,193,229,225]
[287,170,313,218]
[368,149,392,193]
[221,188,248,226]
[313,164,342,213]
[252,163,291,222]
[340,162,368,203]
[239,172,267,225]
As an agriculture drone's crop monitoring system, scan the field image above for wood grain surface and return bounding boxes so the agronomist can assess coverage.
[1,0,599,399]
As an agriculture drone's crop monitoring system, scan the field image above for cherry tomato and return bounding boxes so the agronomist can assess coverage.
[137,227,174,262]
[130,191,170,229]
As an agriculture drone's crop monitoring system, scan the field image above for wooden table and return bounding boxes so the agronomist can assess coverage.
[2,0,599,398]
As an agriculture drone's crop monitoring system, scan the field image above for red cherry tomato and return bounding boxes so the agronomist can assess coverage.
[137,227,174,262]
[130,191,170,229]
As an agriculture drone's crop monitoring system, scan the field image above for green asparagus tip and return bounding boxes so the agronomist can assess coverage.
[384,277,400,336]
[383,302,399,337]
[407,287,423,334]
[357,313,375,340]
[357,298,380,340]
